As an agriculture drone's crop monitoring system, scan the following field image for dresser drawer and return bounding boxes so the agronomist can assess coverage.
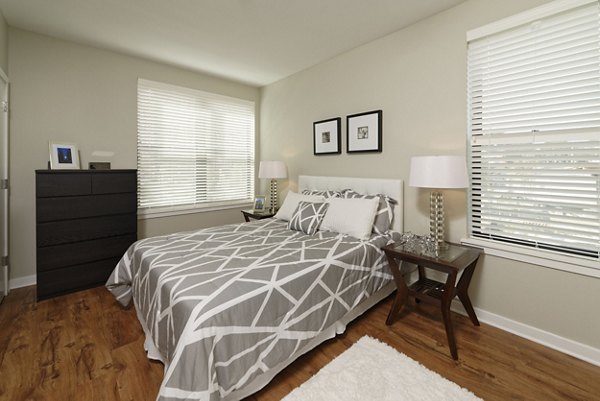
[37,193,136,222]
[36,173,92,197]
[36,258,121,300]
[37,234,136,272]
[37,215,137,247]
[92,172,136,194]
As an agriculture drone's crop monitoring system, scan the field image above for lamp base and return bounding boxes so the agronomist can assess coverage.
[429,191,446,252]
[269,179,278,213]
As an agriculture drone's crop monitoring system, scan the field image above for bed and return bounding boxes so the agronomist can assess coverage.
[106,175,403,401]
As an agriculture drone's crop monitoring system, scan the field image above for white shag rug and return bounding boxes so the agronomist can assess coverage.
[282,336,483,401]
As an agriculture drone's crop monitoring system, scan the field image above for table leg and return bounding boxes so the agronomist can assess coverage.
[415,265,425,304]
[386,291,404,325]
[441,305,458,360]
[385,254,408,325]
[456,259,480,326]
[442,271,459,360]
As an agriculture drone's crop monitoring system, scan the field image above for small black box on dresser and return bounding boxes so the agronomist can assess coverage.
[35,169,137,301]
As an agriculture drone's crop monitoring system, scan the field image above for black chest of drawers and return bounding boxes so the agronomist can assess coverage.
[35,170,137,300]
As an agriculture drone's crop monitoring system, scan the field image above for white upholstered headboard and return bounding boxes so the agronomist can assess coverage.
[298,175,404,232]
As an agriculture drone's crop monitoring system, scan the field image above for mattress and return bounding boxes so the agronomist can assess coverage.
[106,218,397,401]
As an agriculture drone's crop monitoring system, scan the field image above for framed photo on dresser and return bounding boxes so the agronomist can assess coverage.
[49,142,81,169]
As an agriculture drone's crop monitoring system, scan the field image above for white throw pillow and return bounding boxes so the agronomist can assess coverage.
[343,190,397,234]
[320,197,379,240]
[275,191,325,221]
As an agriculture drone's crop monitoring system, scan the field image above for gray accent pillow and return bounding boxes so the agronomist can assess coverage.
[301,189,341,199]
[342,190,397,234]
[287,201,330,235]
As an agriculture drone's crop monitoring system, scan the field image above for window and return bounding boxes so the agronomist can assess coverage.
[466,0,600,272]
[137,79,255,217]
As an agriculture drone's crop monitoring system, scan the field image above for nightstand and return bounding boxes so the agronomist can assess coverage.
[241,209,276,222]
[382,241,481,360]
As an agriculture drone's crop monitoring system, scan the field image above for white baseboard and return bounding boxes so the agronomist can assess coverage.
[451,300,600,367]
[9,274,36,290]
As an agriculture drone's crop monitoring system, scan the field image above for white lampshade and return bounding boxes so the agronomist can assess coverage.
[258,161,287,179]
[409,155,468,189]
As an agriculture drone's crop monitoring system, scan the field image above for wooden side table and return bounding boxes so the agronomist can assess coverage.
[241,209,275,222]
[382,242,481,359]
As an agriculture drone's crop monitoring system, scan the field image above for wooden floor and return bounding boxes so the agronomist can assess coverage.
[1,286,599,401]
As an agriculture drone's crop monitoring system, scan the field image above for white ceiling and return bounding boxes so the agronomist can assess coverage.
[0,0,464,86]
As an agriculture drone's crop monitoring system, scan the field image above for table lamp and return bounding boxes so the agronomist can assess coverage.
[409,155,468,251]
[258,161,287,213]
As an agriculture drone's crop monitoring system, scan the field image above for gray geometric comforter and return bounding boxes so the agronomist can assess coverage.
[106,218,396,401]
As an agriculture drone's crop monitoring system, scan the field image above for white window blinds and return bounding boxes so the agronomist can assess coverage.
[137,79,255,215]
[467,0,600,261]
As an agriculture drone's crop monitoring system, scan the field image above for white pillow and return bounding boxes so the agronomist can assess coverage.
[275,191,325,221]
[320,197,379,240]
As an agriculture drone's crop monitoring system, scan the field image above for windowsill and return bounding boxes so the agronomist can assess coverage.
[461,237,600,279]
[138,200,253,220]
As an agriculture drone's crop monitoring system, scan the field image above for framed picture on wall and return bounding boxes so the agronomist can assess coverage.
[346,110,382,153]
[313,117,341,155]
[49,142,81,169]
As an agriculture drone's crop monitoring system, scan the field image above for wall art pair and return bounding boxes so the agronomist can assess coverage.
[313,110,382,155]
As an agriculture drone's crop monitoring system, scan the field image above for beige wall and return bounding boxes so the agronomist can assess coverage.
[260,0,600,349]
[0,11,7,74]
[8,28,259,282]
